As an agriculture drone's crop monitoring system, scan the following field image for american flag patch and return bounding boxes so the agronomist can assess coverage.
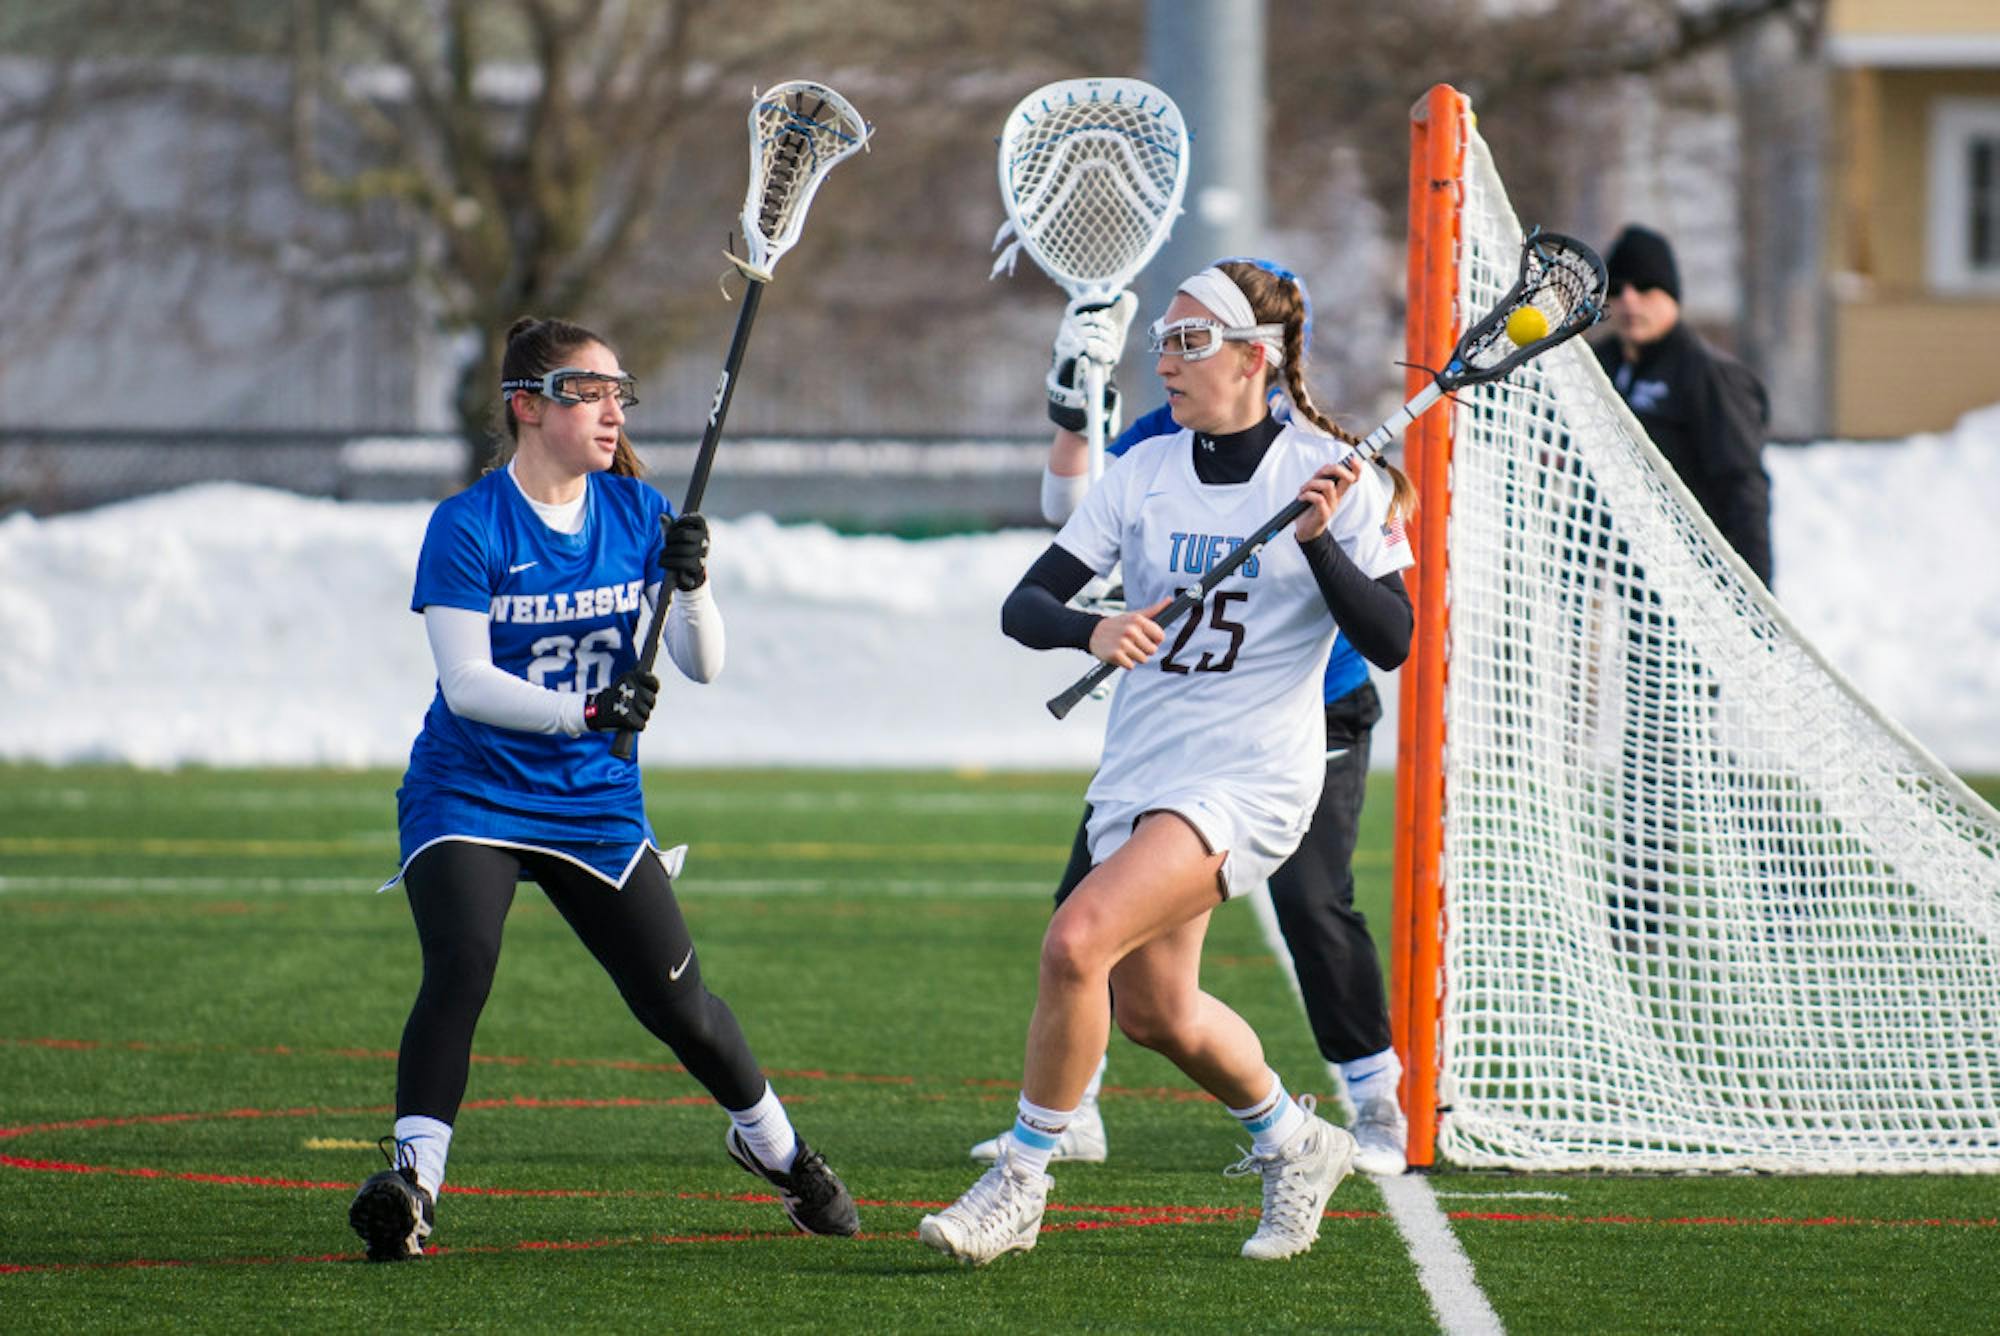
[1381,515,1407,547]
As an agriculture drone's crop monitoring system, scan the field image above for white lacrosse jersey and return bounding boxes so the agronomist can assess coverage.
[1053,422,1413,820]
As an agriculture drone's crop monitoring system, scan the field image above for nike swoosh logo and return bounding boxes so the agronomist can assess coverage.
[667,946,694,982]
[1325,747,1351,760]
[509,561,538,574]
[1143,490,1170,499]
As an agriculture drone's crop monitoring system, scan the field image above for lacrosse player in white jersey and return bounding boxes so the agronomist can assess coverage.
[972,259,1415,1179]
[348,316,858,1262]
[921,262,1415,1266]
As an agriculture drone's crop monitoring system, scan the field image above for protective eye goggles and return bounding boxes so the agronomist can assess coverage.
[500,367,639,408]
[1146,317,1286,362]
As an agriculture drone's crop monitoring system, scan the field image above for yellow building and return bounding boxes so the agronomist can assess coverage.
[1827,0,2000,437]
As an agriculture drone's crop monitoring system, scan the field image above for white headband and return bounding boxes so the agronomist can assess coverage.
[1177,267,1285,368]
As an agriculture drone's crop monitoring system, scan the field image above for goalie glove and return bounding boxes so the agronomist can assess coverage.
[584,668,660,733]
[1046,292,1137,435]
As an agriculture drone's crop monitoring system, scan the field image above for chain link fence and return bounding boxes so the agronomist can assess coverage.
[0,430,1052,534]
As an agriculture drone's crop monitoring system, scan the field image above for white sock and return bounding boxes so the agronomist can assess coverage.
[1082,1053,1107,1107]
[392,1115,452,1199]
[727,1083,798,1172]
[1341,1048,1404,1110]
[1005,1094,1074,1178]
[1228,1071,1308,1157]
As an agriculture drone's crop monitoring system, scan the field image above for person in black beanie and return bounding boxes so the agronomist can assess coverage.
[1588,226,1776,947]
[1594,224,1773,587]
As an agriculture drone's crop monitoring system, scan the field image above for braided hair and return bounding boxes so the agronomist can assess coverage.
[1216,261,1415,520]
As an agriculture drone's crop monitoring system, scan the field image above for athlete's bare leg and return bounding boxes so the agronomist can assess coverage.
[1020,811,1263,1110]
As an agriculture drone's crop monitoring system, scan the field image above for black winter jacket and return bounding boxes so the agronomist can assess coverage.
[1594,323,1773,587]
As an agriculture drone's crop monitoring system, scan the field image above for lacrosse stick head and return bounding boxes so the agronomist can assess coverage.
[997,77,1189,304]
[734,80,871,282]
[1442,228,1607,388]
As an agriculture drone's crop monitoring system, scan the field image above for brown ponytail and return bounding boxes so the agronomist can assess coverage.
[1217,262,1415,521]
[495,316,645,479]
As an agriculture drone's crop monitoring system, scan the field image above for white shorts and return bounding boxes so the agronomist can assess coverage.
[1084,785,1311,901]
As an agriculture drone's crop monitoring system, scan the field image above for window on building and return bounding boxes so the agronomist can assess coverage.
[1928,97,2000,294]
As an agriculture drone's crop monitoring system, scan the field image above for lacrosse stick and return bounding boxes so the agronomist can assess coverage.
[1046,228,1609,720]
[996,77,1188,483]
[613,79,870,760]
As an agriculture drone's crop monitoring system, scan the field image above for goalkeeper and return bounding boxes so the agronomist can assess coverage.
[973,261,1413,1178]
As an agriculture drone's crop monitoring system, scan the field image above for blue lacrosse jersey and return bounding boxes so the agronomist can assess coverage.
[398,469,671,869]
[1111,405,1369,705]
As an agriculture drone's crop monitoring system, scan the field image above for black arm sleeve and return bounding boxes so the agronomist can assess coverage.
[1001,543,1101,651]
[1296,532,1413,670]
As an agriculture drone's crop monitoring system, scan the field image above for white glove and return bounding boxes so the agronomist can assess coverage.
[1055,292,1137,370]
[1047,291,1137,433]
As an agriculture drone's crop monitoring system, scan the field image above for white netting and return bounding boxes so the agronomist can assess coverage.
[998,79,1186,299]
[1435,129,2000,1172]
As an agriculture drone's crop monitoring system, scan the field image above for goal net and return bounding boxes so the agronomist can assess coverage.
[1392,86,2000,1172]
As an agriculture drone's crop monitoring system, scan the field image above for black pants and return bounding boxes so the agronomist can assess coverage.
[1055,683,1393,1065]
[395,841,766,1123]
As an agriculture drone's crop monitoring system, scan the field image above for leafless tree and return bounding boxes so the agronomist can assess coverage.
[0,0,1140,471]
[0,0,1830,465]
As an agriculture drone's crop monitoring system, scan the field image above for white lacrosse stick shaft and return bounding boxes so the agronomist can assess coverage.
[1083,359,1109,483]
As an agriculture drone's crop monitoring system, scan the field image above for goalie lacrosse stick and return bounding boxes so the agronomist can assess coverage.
[1046,227,1608,720]
[996,77,1189,482]
[613,79,870,760]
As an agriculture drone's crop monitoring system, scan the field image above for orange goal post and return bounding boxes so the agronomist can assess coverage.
[1389,84,2000,1172]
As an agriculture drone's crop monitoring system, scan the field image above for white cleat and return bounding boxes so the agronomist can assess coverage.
[1226,1095,1356,1261]
[1350,1095,1409,1176]
[970,1100,1107,1165]
[919,1145,1051,1266]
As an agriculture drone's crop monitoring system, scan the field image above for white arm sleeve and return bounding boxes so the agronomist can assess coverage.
[1041,466,1090,525]
[661,580,725,683]
[425,605,588,736]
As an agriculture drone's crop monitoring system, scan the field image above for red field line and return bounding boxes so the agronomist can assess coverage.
[0,1200,1273,1275]
[0,1095,714,1143]
[3,1036,913,1085]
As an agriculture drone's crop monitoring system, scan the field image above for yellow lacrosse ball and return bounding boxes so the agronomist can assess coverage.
[1506,306,1549,346]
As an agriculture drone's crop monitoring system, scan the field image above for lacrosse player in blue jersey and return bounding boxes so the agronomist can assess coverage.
[923,261,1414,1266]
[348,316,857,1262]
[969,261,1413,1181]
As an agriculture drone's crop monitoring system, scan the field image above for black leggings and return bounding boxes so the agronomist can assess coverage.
[395,841,766,1123]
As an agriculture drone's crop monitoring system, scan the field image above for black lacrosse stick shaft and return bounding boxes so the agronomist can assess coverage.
[612,279,766,761]
[1046,495,1312,719]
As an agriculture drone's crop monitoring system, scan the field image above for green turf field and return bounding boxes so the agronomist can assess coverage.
[3,764,1997,1333]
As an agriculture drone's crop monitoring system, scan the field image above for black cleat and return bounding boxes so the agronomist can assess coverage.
[725,1129,860,1237]
[349,1136,435,1261]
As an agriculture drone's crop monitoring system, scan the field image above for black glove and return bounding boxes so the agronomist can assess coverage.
[661,512,709,593]
[1047,362,1121,436]
[583,668,659,732]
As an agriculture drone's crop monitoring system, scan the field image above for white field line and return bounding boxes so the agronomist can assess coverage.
[6,787,1081,815]
[1246,884,1504,1336]
[0,875,1051,898]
